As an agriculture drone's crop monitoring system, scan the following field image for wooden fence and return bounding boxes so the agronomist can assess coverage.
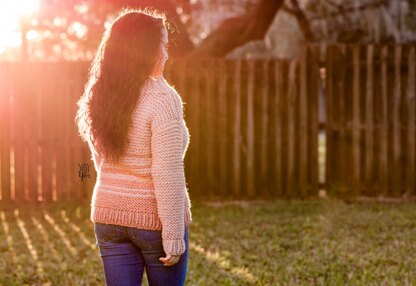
[0,44,414,204]
[325,44,416,198]
[0,62,93,203]
[169,48,320,200]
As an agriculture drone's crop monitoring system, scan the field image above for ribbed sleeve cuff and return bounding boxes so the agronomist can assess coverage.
[163,238,186,256]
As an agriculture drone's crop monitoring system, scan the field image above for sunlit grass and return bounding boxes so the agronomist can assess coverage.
[60,210,96,250]
[14,209,45,278]
[43,210,78,257]
[190,241,259,284]
[0,211,22,276]
[30,216,62,268]
[1,199,416,285]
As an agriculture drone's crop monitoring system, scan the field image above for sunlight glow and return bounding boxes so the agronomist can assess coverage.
[70,22,88,39]
[0,0,40,53]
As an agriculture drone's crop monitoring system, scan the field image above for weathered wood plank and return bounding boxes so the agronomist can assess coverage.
[205,59,215,196]
[406,47,415,196]
[337,45,347,196]
[273,60,283,197]
[246,59,255,198]
[379,46,389,196]
[287,60,297,197]
[325,46,334,195]
[260,59,269,197]
[365,45,374,195]
[12,63,27,202]
[299,46,308,198]
[352,46,361,196]
[27,63,40,203]
[308,45,320,196]
[40,64,53,203]
[218,60,228,197]
[0,63,12,202]
[190,61,202,196]
[232,60,242,198]
[392,45,402,196]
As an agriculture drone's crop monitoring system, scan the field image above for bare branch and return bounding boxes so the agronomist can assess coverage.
[185,0,284,58]
[288,0,315,41]
[324,0,353,24]
[309,0,385,21]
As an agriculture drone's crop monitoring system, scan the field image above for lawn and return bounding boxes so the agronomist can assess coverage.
[1,198,416,285]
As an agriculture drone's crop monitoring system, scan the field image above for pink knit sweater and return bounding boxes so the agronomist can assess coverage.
[88,75,192,256]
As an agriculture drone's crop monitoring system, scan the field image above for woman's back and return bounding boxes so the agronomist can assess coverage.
[75,7,193,283]
[89,75,192,256]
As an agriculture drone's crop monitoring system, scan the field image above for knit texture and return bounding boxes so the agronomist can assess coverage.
[88,75,192,256]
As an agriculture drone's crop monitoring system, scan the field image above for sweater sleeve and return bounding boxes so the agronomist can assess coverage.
[150,92,187,256]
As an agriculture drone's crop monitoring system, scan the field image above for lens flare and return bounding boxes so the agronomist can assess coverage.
[0,0,40,53]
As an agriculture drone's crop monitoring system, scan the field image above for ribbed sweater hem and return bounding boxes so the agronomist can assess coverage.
[90,205,193,231]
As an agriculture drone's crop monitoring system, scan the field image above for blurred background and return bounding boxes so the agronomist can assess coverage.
[0,1,416,284]
[1,0,415,202]
[1,0,416,61]
[0,0,416,202]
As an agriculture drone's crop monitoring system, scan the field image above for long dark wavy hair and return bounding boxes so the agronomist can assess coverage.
[75,7,171,165]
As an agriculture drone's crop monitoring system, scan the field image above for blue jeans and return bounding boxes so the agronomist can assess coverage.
[94,222,189,286]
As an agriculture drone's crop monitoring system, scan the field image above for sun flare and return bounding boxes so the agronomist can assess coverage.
[0,0,40,53]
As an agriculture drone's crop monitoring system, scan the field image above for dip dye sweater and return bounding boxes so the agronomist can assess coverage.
[88,75,192,256]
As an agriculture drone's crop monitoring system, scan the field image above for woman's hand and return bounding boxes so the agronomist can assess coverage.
[159,253,181,266]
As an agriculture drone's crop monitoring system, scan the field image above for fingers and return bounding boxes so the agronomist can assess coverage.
[159,254,180,266]
[159,254,179,266]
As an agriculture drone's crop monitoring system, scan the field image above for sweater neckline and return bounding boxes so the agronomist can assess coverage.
[141,75,168,92]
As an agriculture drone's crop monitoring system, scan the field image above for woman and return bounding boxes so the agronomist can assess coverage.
[75,7,192,286]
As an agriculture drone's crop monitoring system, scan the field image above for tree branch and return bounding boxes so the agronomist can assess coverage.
[288,0,315,42]
[309,0,385,21]
[185,0,284,58]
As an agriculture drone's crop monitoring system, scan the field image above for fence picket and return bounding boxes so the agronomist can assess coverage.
[407,47,415,196]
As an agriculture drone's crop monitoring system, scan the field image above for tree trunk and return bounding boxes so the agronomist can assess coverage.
[185,0,284,59]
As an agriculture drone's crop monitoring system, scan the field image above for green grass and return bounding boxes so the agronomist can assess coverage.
[1,198,416,285]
